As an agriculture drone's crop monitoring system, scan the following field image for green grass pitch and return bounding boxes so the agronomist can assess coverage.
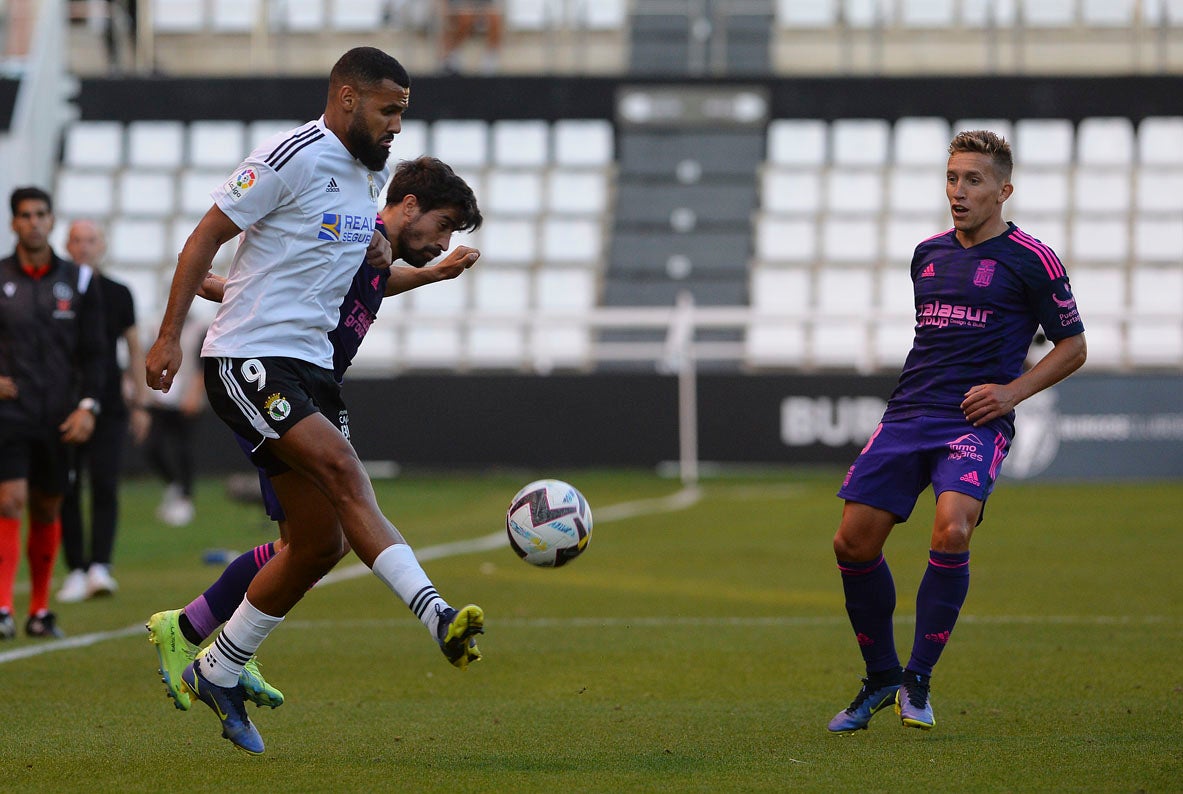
[0,469,1179,792]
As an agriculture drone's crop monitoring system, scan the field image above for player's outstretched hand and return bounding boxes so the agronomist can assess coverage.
[432,245,480,281]
[961,383,1019,427]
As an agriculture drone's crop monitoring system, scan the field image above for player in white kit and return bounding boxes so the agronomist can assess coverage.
[144,47,484,755]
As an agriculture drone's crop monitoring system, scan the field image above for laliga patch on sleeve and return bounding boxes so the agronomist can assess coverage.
[225,167,258,201]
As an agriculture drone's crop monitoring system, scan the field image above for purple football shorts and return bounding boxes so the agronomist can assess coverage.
[837,414,1011,522]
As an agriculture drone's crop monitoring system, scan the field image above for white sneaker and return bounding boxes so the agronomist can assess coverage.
[57,569,90,603]
[86,563,118,597]
[162,498,195,527]
[156,484,183,522]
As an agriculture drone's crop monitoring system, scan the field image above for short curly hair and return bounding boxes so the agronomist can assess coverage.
[385,157,482,233]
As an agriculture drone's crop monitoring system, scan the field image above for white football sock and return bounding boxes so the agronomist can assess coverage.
[197,598,283,687]
[371,543,449,637]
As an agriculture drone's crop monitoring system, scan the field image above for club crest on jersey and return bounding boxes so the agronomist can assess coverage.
[973,259,996,287]
[367,172,380,202]
[52,281,75,318]
[226,167,257,201]
[264,393,291,421]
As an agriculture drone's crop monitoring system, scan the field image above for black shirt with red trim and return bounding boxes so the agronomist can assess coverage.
[0,250,106,429]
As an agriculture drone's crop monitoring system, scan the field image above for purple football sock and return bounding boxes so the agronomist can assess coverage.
[838,554,900,676]
[183,542,276,643]
[906,550,970,677]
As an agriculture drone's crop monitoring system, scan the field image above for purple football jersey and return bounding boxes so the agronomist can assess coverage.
[884,222,1085,431]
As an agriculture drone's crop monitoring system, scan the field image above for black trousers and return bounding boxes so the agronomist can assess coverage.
[145,407,196,498]
[61,411,129,570]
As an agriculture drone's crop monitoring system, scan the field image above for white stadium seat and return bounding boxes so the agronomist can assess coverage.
[1077,117,1135,167]
[331,0,387,31]
[552,120,614,167]
[817,267,874,315]
[118,171,177,217]
[468,268,531,367]
[127,121,185,169]
[210,0,257,31]
[582,0,627,28]
[1072,169,1132,215]
[247,120,302,151]
[831,119,890,167]
[888,168,947,214]
[431,120,489,169]
[277,0,325,30]
[755,215,817,263]
[824,169,883,215]
[152,0,205,32]
[1069,266,1126,318]
[492,120,549,167]
[486,170,545,215]
[1019,0,1075,27]
[547,170,609,216]
[188,121,247,169]
[1081,0,1135,27]
[962,0,1016,27]
[535,268,596,310]
[746,267,810,367]
[1138,117,1183,166]
[900,0,955,28]
[63,121,123,170]
[481,218,539,264]
[1010,169,1070,215]
[821,216,880,262]
[884,215,945,262]
[541,217,601,263]
[55,172,116,217]
[179,170,225,215]
[1133,218,1183,262]
[762,168,823,215]
[1069,216,1129,264]
[108,218,168,267]
[893,117,952,166]
[766,119,827,166]
[1014,119,1074,166]
[1135,168,1183,214]
[776,0,838,27]
[393,119,429,161]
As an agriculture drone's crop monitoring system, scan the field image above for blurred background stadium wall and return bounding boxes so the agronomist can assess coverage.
[1,0,1180,480]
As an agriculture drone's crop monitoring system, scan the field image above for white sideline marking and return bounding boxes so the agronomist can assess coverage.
[0,487,703,665]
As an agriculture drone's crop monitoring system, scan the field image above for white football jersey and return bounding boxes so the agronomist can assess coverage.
[201,116,388,368]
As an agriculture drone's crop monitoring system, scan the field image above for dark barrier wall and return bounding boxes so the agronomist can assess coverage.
[149,373,1183,482]
[76,75,1183,124]
[156,373,898,474]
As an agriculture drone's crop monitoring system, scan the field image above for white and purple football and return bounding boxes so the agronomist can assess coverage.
[506,479,593,567]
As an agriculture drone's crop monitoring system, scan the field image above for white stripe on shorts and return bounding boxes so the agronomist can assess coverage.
[217,357,279,441]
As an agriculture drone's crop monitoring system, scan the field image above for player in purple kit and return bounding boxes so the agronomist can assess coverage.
[146,156,482,715]
[826,130,1087,733]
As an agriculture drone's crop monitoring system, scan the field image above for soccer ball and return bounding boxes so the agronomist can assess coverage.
[505,479,593,567]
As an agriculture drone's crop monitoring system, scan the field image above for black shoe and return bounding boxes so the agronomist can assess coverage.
[0,609,14,640]
[26,611,65,639]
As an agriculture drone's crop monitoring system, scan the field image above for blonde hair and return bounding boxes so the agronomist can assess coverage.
[949,129,1013,182]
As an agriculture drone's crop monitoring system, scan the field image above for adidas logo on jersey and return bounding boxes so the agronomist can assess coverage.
[921,262,936,278]
[325,178,340,193]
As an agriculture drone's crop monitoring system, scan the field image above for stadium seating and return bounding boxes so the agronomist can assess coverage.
[746,114,1183,370]
[49,110,1181,372]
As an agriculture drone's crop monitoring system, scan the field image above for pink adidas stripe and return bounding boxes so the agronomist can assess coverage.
[1011,229,1065,280]
[989,432,1008,480]
[837,554,885,576]
[928,555,969,569]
